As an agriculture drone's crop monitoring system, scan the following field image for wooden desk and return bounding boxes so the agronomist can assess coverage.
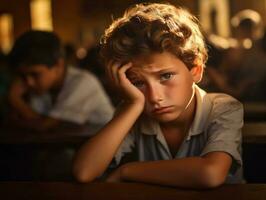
[1,122,266,182]
[243,122,266,143]
[244,102,266,122]
[0,123,101,144]
[2,121,265,144]
[0,123,102,181]
[0,182,265,200]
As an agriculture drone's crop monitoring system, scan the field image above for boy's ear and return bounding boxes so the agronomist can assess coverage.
[190,65,203,83]
[54,59,65,76]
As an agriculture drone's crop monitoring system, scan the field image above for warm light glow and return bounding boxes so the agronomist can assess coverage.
[231,9,264,40]
[0,14,13,53]
[242,39,252,49]
[199,0,230,37]
[30,0,53,30]
[76,48,87,59]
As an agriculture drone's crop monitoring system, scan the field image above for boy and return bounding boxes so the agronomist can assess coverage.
[73,3,243,188]
[8,30,114,131]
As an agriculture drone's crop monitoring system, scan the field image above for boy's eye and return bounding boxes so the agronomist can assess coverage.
[160,72,174,81]
[132,80,145,88]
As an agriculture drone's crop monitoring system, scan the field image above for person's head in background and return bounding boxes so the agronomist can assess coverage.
[231,9,264,48]
[8,30,65,94]
[100,3,207,121]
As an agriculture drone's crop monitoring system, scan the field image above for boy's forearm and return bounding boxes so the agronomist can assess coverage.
[9,108,61,131]
[24,117,61,131]
[9,95,40,120]
[8,93,60,131]
[73,102,144,183]
[120,154,231,189]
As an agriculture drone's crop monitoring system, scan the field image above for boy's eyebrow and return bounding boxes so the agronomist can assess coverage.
[144,67,176,74]
[126,70,142,79]
[127,66,176,78]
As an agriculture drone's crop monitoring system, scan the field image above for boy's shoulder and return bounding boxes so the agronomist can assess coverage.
[65,66,97,81]
[203,92,243,123]
[206,92,243,111]
[63,66,101,89]
[192,87,243,133]
[196,86,243,114]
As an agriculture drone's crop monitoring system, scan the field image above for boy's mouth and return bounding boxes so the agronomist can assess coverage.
[152,106,174,114]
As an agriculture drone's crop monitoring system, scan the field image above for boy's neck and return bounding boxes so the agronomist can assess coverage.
[160,94,197,133]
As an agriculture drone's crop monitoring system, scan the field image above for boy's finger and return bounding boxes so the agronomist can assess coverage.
[106,61,114,82]
[117,62,132,83]
[110,62,121,86]
[106,60,118,82]
[118,62,132,75]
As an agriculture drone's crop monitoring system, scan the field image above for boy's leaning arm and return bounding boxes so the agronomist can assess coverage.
[73,62,145,182]
[107,152,231,188]
[8,78,61,131]
[8,77,39,120]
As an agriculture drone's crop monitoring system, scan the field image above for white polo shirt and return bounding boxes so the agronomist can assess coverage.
[113,85,244,183]
[30,66,114,125]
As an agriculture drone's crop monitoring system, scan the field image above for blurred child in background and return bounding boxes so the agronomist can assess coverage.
[8,30,114,131]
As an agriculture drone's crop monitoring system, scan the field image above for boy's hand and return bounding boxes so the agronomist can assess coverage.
[107,61,145,105]
[8,78,28,100]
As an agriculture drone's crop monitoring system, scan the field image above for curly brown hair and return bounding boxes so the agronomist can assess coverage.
[101,3,207,69]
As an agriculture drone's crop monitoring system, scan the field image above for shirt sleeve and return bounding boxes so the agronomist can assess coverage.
[49,71,114,124]
[200,95,244,176]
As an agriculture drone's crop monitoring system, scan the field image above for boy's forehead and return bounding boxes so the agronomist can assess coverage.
[128,62,174,77]
[129,52,186,73]
[19,64,50,73]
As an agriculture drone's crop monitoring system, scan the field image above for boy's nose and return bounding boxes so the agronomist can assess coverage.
[147,84,163,104]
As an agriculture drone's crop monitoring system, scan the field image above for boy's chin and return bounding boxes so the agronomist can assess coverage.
[150,113,180,123]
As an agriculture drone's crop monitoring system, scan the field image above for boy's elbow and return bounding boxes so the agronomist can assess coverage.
[75,173,94,183]
[200,165,227,188]
[72,164,95,183]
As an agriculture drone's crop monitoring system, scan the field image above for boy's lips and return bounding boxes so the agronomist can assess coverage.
[152,106,174,114]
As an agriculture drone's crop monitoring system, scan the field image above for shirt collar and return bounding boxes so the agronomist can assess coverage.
[187,85,212,139]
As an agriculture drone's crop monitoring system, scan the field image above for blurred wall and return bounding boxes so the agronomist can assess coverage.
[0,0,265,48]
[0,0,31,38]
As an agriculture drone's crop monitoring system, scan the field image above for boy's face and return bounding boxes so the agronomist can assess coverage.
[18,64,62,94]
[127,52,202,123]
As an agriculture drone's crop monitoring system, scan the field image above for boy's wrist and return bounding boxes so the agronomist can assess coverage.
[120,162,137,181]
[121,100,145,116]
[119,163,129,181]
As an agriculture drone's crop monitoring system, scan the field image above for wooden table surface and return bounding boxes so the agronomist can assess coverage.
[1,121,266,144]
[0,123,102,144]
[242,122,266,143]
[243,102,266,122]
[0,182,265,200]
